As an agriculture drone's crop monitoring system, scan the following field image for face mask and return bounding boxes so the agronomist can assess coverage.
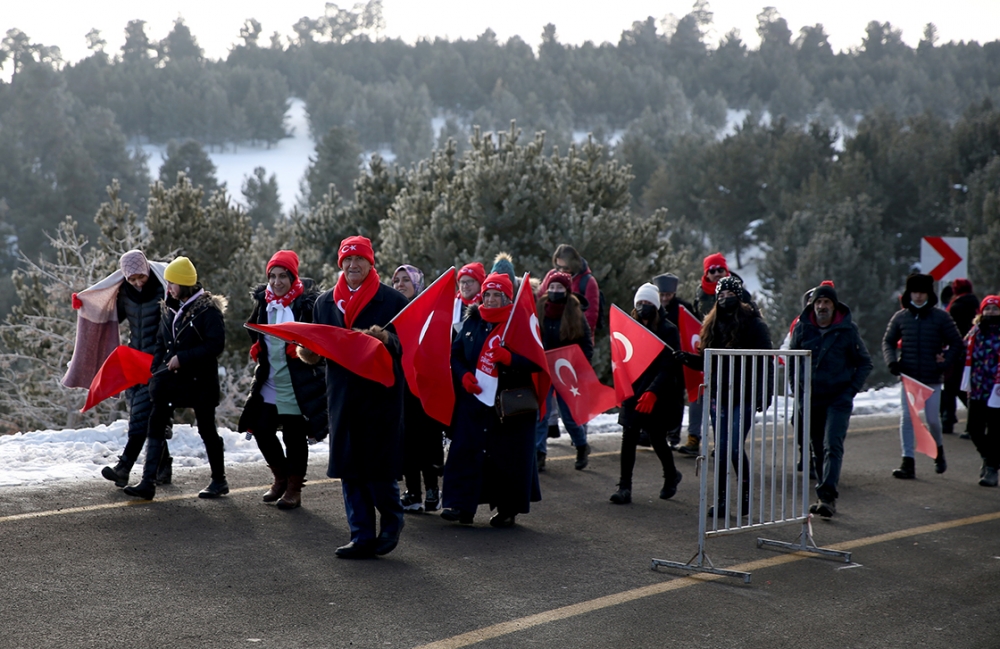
[548,291,568,304]
[637,304,657,321]
[981,315,1000,327]
[911,299,927,309]
[717,296,739,314]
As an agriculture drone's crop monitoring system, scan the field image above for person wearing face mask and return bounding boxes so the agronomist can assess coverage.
[239,251,327,510]
[694,253,747,320]
[942,278,978,437]
[609,283,684,505]
[652,273,699,451]
[882,273,963,479]
[534,272,593,472]
[790,284,873,518]
[675,276,773,519]
[962,296,1000,487]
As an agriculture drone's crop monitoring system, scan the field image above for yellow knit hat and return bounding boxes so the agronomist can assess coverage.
[164,256,198,286]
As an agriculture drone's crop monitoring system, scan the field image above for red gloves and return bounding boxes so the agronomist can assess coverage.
[635,392,657,414]
[491,346,512,366]
[462,372,482,395]
[71,293,82,310]
[286,343,298,357]
[249,341,261,362]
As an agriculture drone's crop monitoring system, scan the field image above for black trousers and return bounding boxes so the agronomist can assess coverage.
[403,404,444,494]
[252,402,311,477]
[619,425,677,489]
[148,399,225,481]
[967,399,1000,469]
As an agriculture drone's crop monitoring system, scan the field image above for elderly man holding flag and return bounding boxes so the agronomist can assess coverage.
[443,271,547,528]
[298,236,409,559]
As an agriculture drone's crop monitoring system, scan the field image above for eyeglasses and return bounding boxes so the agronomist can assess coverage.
[707,266,726,274]
[555,264,571,272]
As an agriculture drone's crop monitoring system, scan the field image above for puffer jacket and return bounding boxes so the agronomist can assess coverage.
[149,288,227,409]
[882,291,963,385]
[790,302,873,405]
[117,278,165,354]
[241,279,328,441]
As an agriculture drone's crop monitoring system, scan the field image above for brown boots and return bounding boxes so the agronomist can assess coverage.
[277,475,304,510]
[263,466,288,502]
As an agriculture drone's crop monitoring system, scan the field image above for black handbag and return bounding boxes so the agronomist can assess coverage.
[495,388,539,421]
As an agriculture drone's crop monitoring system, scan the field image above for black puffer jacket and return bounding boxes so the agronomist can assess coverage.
[149,288,227,409]
[686,305,774,408]
[117,278,164,354]
[882,291,963,385]
[790,302,873,405]
[241,279,328,441]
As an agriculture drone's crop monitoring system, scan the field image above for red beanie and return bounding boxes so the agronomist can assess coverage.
[482,272,514,300]
[458,262,486,285]
[546,271,572,292]
[266,250,300,279]
[703,252,728,273]
[338,236,375,268]
[980,295,1000,314]
[953,278,973,296]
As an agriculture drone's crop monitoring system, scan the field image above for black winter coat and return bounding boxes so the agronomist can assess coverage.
[619,317,684,430]
[117,278,166,437]
[882,292,963,385]
[313,282,408,481]
[149,289,227,409]
[686,307,774,408]
[660,297,697,329]
[790,302,873,406]
[539,305,593,359]
[240,279,328,441]
[948,293,979,337]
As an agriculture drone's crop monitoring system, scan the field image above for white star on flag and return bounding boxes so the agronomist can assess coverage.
[570,387,581,397]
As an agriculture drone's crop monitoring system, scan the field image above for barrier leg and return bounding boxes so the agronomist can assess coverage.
[756,516,852,563]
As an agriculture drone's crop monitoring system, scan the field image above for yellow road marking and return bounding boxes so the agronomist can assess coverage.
[413,509,1000,649]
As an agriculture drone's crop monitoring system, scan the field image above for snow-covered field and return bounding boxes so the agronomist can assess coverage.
[0,384,908,488]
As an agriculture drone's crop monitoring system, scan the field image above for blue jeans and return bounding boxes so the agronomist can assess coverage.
[341,479,404,544]
[900,383,943,458]
[535,389,587,455]
[714,401,754,468]
[810,400,853,501]
[687,393,704,441]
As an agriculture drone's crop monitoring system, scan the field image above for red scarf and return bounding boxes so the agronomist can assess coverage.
[701,272,726,296]
[334,269,380,329]
[459,293,481,306]
[264,278,304,307]
[476,304,513,375]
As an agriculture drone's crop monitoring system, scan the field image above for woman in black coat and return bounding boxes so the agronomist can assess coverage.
[239,250,327,510]
[443,272,542,528]
[677,276,774,516]
[610,283,683,504]
[534,271,593,470]
[124,256,228,501]
[101,250,173,488]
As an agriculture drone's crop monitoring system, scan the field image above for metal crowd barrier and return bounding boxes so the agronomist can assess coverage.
[652,349,851,583]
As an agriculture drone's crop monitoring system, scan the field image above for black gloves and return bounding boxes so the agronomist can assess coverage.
[888,361,901,376]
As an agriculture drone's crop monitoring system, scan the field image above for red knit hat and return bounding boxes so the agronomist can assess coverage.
[980,295,1000,314]
[482,272,514,300]
[546,271,572,292]
[266,250,300,279]
[703,252,728,273]
[458,262,486,285]
[338,236,375,268]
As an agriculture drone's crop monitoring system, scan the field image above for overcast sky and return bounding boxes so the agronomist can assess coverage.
[3,0,999,66]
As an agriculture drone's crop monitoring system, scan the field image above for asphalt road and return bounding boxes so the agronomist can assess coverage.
[2,413,999,649]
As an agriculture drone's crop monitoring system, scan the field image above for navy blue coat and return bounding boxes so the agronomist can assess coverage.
[240,279,329,441]
[444,305,541,515]
[790,302,873,406]
[313,282,408,481]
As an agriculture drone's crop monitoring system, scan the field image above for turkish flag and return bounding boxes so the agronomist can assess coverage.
[391,268,457,425]
[677,305,704,403]
[901,374,938,458]
[546,345,616,425]
[245,322,394,387]
[609,304,666,405]
[501,273,551,413]
[81,346,153,412]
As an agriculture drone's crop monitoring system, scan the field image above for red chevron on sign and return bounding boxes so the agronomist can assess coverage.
[921,237,966,281]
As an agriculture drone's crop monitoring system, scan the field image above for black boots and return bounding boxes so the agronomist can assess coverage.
[155,450,172,485]
[574,444,591,470]
[935,446,947,474]
[123,438,164,500]
[610,484,632,504]
[102,455,134,488]
[893,456,916,479]
[199,478,230,499]
[660,471,682,500]
[199,435,228,498]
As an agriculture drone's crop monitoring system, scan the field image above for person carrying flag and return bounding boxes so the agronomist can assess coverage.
[881,273,963,479]
[652,272,700,453]
[124,256,228,501]
[238,250,327,510]
[443,272,542,528]
[298,236,409,559]
[790,283,873,518]
[609,283,683,504]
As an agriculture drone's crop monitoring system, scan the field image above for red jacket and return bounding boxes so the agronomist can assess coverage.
[570,259,600,336]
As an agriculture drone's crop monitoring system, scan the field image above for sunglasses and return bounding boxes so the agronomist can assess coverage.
[707,266,726,274]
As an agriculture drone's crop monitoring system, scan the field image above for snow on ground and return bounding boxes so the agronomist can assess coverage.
[0,384,912,488]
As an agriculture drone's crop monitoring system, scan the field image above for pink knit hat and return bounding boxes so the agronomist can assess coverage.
[119,250,150,278]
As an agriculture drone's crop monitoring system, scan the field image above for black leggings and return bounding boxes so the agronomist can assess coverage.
[619,425,677,489]
[252,403,311,477]
[967,399,1000,469]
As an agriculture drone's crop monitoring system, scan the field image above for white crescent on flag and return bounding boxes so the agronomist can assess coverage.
[613,332,634,362]
[418,311,434,344]
[690,333,701,350]
[529,313,544,349]
[554,358,578,386]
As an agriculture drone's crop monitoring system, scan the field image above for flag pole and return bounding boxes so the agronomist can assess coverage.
[500,272,531,345]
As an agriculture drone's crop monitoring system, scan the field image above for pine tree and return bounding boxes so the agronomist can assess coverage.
[158,139,221,197]
[301,126,362,208]
[242,166,282,230]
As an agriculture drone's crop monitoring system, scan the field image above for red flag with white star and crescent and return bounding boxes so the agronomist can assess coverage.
[677,305,704,403]
[390,267,457,426]
[501,273,551,413]
[545,344,616,425]
[609,304,666,405]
